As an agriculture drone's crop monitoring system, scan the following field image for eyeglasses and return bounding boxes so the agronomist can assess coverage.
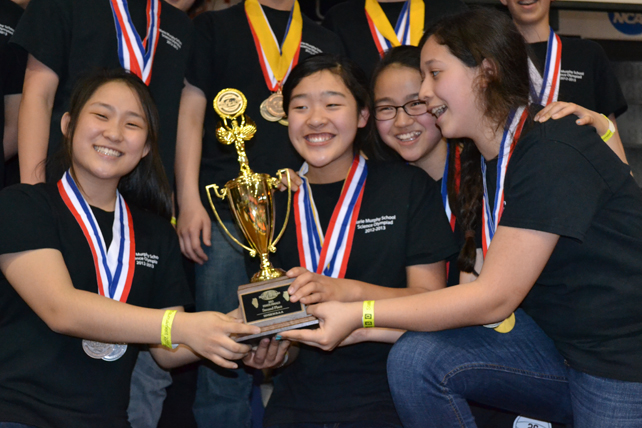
[374,100,429,121]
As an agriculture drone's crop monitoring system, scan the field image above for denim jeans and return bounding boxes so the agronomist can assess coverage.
[387,309,642,428]
[128,349,172,428]
[270,423,402,428]
[193,219,255,428]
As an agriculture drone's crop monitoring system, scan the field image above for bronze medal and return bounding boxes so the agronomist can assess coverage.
[260,97,281,122]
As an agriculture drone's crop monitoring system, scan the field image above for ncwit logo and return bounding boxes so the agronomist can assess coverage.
[609,12,642,35]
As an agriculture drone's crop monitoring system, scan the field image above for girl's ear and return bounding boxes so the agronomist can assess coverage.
[142,143,151,158]
[357,108,370,128]
[60,112,71,136]
[479,58,498,89]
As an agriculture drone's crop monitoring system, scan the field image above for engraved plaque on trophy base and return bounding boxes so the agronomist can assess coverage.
[233,276,319,343]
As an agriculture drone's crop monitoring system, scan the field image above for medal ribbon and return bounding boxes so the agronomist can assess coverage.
[364,0,424,57]
[481,106,528,256]
[441,142,461,233]
[245,0,303,92]
[529,27,562,106]
[58,171,135,302]
[480,108,528,333]
[294,155,367,278]
[108,0,161,85]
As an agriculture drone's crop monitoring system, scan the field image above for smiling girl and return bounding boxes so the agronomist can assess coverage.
[283,9,642,427]
[0,69,258,428]
[244,54,458,428]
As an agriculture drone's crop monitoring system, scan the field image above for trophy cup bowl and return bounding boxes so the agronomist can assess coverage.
[206,88,318,343]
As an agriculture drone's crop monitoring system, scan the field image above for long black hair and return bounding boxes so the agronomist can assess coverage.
[283,54,371,155]
[49,68,172,219]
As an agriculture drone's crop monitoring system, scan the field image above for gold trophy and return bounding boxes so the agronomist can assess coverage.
[206,88,318,342]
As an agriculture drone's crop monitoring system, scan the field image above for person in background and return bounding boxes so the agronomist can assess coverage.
[501,0,628,164]
[322,0,466,78]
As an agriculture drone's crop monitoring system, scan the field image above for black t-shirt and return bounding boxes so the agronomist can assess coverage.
[10,0,193,184]
[0,0,26,189]
[530,36,627,117]
[186,3,343,222]
[322,0,467,78]
[0,183,193,428]
[261,161,458,426]
[494,106,642,383]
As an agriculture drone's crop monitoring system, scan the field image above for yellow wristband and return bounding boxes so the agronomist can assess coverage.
[161,310,177,349]
[170,216,177,226]
[600,114,615,142]
[362,300,375,328]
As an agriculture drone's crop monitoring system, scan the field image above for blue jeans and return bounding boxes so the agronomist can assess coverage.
[128,348,172,428]
[271,423,402,428]
[387,309,642,428]
[193,219,254,428]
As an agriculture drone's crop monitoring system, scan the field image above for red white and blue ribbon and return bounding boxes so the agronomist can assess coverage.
[294,155,367,278]
[58,171,135,302]
[481,106,529,257]
[441,142,460,233]
[529,27,562,106]
[108,0,161,85]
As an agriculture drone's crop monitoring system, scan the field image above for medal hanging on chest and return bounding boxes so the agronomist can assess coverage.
[528,27,562,106]
[294,155,367,279]
[58,171,136,361]
[245,0,302,126]
[364,0,424,57]
[108,0,161,85]
[480,107,528,333]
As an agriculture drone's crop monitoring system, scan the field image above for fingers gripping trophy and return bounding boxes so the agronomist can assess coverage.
[206,89,318,343]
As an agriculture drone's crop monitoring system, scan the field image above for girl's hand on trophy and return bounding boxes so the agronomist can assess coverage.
[243,336,291,369]
[286,267,354,304]
[176,203,212,264]
[277,168,302,192]
[180,312,260,369]
[280,301,362,352]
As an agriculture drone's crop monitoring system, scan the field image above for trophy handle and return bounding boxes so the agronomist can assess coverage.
[205,184,258,257]
[269,169,293,252]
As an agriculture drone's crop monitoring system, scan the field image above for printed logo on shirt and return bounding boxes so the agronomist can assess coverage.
[301,42,322,56]
[0,24,15,37]
[136,252,159,269]
[356,215,396,234]
[560,69,584,83]
[160,29,183,50]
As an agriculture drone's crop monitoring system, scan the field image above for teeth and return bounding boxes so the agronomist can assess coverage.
[518,0,536,5]
[306,134,333,143]
[94,146,122,157]
[431,105,447,118]
[396,131,421,142]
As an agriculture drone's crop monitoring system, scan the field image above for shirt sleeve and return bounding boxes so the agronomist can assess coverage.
[0,185,61,255]
[10,0,70,77]
[590,41,627,118]
[147,222,193,310]
[406,170,459,265]
[500,126,611,241]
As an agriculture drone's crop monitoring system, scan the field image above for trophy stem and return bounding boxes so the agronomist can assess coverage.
[251,253,286,283]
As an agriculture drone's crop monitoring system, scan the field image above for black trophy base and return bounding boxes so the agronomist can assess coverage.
[234,276,319,343]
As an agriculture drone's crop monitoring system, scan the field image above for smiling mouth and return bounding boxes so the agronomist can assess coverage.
[396,131,422,143]
[430,105,447,118]
[518,0,537,5]
[94,145,123,157]
[305,133,335,144]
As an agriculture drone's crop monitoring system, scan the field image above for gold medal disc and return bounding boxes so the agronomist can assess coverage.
[214,89,247,120]
[265,92,285,118]
[260,97,281,122]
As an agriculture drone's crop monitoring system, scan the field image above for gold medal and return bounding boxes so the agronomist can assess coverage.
[260,97,281,122]
[214,89,247,120]
[260,92,287,125]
